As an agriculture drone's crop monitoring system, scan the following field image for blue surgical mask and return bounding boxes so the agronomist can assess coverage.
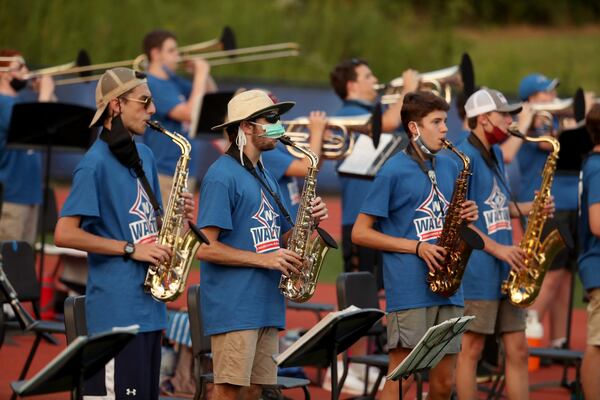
[250,120,286,139]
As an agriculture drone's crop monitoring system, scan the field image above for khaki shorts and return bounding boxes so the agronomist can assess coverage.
[464,299,526,335]
[587,288,600,346]
[0,202,39,244]
[211,328,278,386]
[387,305,464,354]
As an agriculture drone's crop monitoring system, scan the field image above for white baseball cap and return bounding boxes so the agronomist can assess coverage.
[465,88,522,118]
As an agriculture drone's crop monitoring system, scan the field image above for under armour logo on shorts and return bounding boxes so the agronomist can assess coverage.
[126,388,136,396]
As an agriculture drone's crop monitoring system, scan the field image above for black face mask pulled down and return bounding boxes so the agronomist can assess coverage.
[9,78,27,92]
[100,115,163,223]
[100,115,144,177]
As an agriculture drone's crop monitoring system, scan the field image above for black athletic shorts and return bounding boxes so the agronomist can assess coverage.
[84,330,162,399]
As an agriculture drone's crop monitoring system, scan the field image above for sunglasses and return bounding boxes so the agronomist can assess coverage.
[259,112,280,124]
[123,96,153,109]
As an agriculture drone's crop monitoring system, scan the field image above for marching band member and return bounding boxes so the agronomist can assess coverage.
[260,92,328,219]
[142,29,217,206]
[196,90,328,400]
[0,49,54,243]
[330,58,419,281]
[352,91,478,400]
[580,103,600,398]
[504,73,576,352]
[55,68,194,399]
[455,88,554,400]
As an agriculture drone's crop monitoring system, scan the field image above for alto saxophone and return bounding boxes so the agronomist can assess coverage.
[502,130,566,307]
[278,135,338,303]
[143,120,209,302]
[428,139,483,296]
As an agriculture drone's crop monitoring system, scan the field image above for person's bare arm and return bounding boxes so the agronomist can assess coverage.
[168,59,212,123]
[352,212,446,273]
[589,203,600,238]
[55,216,171,264]
[196,226,302,277]
[381,69,420,131]
[468,225,526,272]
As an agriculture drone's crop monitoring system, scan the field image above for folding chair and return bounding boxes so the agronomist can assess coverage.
[0,241,65,387]
[336,272,389,398]
[187,284,311,400]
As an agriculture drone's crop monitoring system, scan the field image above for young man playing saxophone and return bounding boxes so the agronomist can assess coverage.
[352,91,479,400]
[455,88,554,400]
[55,67,195,399]
[196,89,328,400]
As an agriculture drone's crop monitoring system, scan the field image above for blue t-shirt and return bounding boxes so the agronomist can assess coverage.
[360,151,463,312]
[197,155,293,336]
[335,100,376,226]
[144,69,193,176]
[578,154,600,290]
[0,94,42,205]
[261,142,300,219]
[458,137,514,300]
[516,141,578,210]
[60,138,166,334]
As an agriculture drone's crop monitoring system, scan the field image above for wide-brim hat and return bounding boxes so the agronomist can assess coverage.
[89,67,147,127]
[211,89,294,131]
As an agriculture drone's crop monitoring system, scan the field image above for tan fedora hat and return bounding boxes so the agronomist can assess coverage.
[211,89,294,131]
[89,67,148,127]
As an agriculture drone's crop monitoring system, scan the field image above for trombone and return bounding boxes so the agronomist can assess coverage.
[376,65,462,104]
[51,42,299,86]
[281,103,382,160]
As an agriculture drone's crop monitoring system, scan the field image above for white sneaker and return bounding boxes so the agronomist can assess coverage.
[322,361,367,396]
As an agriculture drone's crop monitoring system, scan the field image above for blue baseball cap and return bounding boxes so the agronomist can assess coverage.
[518,73,559,101]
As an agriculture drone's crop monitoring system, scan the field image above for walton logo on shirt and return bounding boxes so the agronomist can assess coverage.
[128,180,159,244]
[483,178,511,234]
[250,190,281,253]
[413,185,450,241]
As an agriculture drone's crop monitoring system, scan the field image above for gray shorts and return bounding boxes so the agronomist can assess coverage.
[386,305,464,354]
[464,299,526,335]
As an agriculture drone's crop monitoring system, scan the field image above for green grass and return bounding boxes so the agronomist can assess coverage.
[2,1,600,95]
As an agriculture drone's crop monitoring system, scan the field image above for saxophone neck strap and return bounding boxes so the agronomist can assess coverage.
[99,128,163,226]
[226,144,295,226]
[467,132,526,227]
[406,144,447,218]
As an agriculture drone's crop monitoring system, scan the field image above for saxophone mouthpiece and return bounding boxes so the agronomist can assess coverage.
[278,135,294,146]
[146,120,163,132]
[507,123,525,139]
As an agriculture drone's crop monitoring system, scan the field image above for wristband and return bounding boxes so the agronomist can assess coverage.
[415,241,422,258]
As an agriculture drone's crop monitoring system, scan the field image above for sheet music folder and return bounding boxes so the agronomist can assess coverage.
[11,325,138,397]
[193,91,236,136]
[7,102,96,151]
[275,306,384,368]
[337,133,403,179]
[387,316,474,381]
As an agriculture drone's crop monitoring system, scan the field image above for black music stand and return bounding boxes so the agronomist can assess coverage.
[275,307,384,400]
[10,326,138,399]
[7,102,96,282]
[191,91,236,137]
[387,316,474,400]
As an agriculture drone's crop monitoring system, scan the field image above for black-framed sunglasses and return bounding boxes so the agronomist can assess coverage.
[124,96,153,109]
[260,112,280,124]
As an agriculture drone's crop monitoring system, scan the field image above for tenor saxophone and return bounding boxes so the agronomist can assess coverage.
[143,120,209,302]
[502,130,566,307]
[428,139,483,296]
[278,135,337,303]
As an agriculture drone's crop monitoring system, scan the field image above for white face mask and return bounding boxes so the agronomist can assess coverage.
[412,124,434,156]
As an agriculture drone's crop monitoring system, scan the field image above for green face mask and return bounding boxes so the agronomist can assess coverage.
[251,120,286,139]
